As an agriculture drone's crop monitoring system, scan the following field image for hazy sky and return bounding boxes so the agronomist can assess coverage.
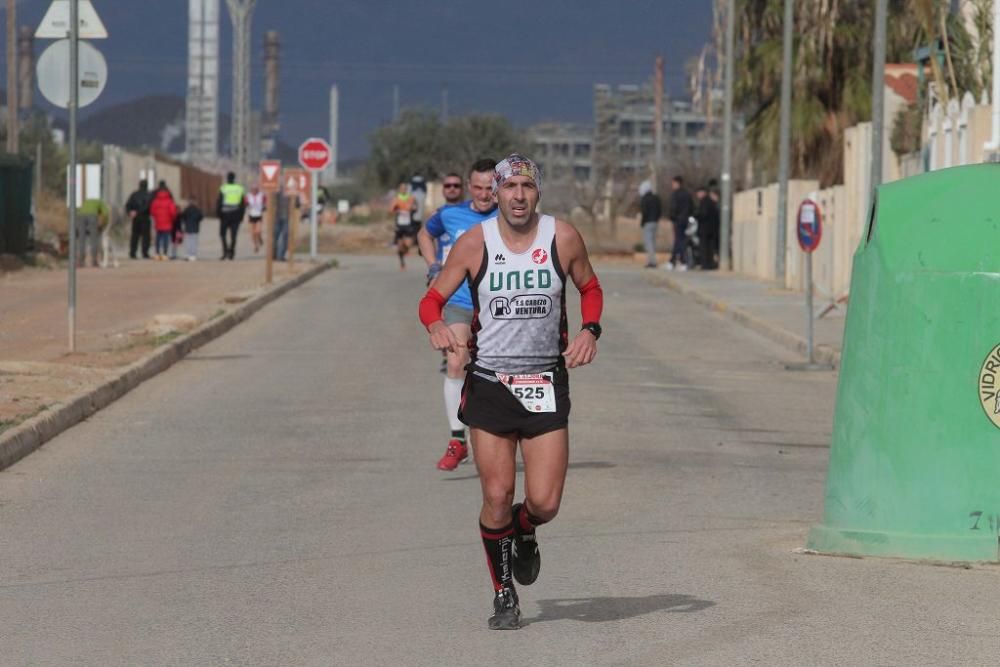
[8,0,714,161]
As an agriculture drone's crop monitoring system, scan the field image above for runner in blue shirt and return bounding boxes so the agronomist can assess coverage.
[429,174,465,376]
[418,158,498,471]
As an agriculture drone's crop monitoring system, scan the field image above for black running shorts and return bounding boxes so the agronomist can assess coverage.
[459,363,570,439]
[394,223,421,242]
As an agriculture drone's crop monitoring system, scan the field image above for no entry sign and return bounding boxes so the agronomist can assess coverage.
[797,199,822,253]
[298,138,332,172]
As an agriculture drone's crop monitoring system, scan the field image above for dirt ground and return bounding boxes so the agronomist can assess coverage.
[0,219,322,431]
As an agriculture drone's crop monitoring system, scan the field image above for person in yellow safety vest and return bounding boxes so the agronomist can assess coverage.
[391,182,419,270]
[216,171,247,260]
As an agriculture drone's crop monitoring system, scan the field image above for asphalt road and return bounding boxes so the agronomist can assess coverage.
[2,256,997,666]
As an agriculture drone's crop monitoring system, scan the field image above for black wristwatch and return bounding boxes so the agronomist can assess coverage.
[581,322,602,340]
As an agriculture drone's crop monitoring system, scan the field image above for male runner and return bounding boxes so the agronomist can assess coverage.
[246,184,266,253]
[418,154,603,630]
[390,183,418,269]
[417,159,498,471]
[431,173,467,375]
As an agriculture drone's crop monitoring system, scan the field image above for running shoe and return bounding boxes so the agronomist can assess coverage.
[511,503,541,586]
[488,586,521,630]
[436,439,468,471]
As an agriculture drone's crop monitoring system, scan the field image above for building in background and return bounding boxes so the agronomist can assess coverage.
[530,83,729,184]
[185,0,220,164]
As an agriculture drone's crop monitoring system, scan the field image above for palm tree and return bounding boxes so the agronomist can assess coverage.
[731,0,931,186]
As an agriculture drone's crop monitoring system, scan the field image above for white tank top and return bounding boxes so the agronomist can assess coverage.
[471,215,566,374]
[247,192,265,217]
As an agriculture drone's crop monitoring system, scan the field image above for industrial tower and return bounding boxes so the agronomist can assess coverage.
[186,0,220,163]
[262,30,280,157]
[225,0,256,169]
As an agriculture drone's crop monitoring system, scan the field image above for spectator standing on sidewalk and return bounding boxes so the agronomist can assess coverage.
[665,175,694,271]
[216,172,247,260]
[125,179,152,259]
[149,181,178,261]
[76,197,108,268]
[179,196,204,261]
[638,180,662,268]
[697,183,721,270]
[273,188,299,261]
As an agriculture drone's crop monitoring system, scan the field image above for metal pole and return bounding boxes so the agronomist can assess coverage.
[68,0,79,352]
[806,250,814,364]
[720,0,735,271]
[775,0,793,283]
[6,0,17,154]
[310,172,318,259]
[870,0,887,200]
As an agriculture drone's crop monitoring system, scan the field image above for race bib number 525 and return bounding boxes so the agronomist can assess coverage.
[496,372,556,413]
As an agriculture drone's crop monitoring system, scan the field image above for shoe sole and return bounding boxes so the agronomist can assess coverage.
[512,544,540,586]
[488,611,521,630]
[436,456,469,471]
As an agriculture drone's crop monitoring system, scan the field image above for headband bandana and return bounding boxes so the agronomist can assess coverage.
[493,154,542,194]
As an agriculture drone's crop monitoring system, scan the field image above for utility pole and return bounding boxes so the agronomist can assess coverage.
[654,56,664,192]
[6,0,18,153]
[225,0,255,170]
[775,0,793,282]
[441,86,449,124]
[18,25,34,113]
[870,0,887,207]
[720,0,735,271]
[392,84,400,122]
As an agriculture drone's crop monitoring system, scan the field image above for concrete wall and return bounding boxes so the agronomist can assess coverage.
[926,94,991,170]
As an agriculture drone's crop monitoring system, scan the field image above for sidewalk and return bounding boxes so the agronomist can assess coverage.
[644,267,846,367]
[0,219,319,429]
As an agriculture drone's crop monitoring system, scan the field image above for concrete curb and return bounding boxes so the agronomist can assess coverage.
[0,261,333,471]
[646,271,842,368]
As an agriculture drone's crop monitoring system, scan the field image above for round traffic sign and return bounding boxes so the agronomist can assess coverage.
[796,199,822,253]
[36,39,108,109]
[299,138,332,171]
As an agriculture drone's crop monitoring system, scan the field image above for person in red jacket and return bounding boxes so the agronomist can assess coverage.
[149,181,179,261]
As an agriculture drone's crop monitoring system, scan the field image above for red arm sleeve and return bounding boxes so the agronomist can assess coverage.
[419,288,447,329]
[579,275,603,324]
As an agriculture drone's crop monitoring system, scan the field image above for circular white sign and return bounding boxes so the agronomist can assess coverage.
[36,39,108,109]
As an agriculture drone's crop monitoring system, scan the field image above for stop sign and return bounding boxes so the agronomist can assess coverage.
[298,138,332,171]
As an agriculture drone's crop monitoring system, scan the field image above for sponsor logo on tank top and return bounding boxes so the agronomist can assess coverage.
[531,248,548,264]
[489,295,553,319]
[488,269,552,292]
[494,252,507,264]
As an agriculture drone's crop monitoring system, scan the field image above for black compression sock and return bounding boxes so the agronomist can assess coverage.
[480,521,515,591]
[515,502,549,535]
[451,429,466,442]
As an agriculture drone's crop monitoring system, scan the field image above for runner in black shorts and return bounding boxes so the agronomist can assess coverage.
[391,183,419,269]
[419,154,604,629]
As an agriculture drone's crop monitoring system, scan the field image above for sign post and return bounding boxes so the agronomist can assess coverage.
[259,160,281,285]
[298,138,332,260]
[787,197,832,371]
[68,0,78,352]
[36,0,108,353]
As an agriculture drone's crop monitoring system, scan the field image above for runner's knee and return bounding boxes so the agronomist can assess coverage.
[524,495,560,523]
[482,485,515,520]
